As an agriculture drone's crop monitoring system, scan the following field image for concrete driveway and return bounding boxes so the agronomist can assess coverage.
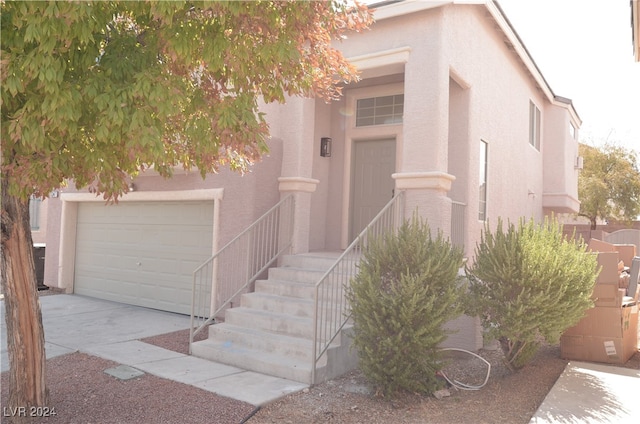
[0,294,307,406]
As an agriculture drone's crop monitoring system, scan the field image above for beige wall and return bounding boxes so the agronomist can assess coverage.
[44,139,283,288]
[250,4,578,258]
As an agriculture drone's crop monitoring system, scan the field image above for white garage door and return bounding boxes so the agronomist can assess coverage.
[74,201,214,315]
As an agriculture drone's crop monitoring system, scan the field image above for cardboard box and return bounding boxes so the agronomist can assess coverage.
[591,282,624,308]
[588,238,616,253]
[561,304,638,364]
[595,252,621,284]
[560,305,638,364]
[563,305,634,337]
[614,244,637,267]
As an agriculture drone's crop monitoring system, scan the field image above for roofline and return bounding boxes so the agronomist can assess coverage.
[368,0,582,125]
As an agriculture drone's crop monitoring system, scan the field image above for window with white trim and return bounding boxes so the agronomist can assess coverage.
[479,140,488,221]
[569,122,576,139]
[356,94,404,127]
[529,101,541,150]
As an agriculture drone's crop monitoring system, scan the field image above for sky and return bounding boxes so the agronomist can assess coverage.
[496,0,640,154]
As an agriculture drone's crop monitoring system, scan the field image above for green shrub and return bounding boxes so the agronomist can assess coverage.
[347,214,464,397]
[465,217,598,370]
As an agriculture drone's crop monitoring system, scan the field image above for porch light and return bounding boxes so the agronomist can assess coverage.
[320,137,332,157]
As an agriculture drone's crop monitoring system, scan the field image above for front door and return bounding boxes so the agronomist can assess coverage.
[350,139,396,241]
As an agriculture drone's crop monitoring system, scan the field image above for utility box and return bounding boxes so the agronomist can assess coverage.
[33,244,47,290]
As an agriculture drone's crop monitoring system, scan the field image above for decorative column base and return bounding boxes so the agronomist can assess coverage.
[392,171,456,236]
[278,177,320,254]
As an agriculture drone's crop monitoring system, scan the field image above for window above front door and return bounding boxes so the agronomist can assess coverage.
[356,94,404,127]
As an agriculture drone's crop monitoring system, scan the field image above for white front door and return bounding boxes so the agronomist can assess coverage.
[350,139,396,241]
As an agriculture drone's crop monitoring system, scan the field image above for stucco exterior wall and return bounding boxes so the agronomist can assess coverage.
[41,1,581,353]
[44,139,283,288]
[309,3,579,255]
[542,103,580,213]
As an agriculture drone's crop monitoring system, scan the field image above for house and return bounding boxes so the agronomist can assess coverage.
[42,0,581,383]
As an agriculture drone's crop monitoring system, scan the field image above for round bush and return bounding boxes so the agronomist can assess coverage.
[347,215,464,396]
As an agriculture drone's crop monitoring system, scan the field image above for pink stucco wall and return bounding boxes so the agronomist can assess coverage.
[41,1,581,351]
[44,139,283,287]
[292,3,581,256]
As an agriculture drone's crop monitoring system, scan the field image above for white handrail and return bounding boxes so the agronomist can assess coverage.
[311,191,404,383]
[189,195,295,352]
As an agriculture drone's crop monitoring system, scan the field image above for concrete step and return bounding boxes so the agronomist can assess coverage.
[254,279,315,299]
[191,252,360,385]
[240,292,345,319]
[267,267,328,284]
[240,292,314,318]
[224,307,314,338]
[205,323,320,363]
[280,253,342,271]
[191,336,315,383]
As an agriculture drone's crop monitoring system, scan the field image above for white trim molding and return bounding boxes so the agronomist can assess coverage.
[542,192,580,214]
[348,46,412,72]
[393,171,456,191]
[61,188,224,202]
[278,177,319,193]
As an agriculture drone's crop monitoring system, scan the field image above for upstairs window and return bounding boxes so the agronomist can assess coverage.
[569,122,576,139]
[529,101,541,150]
[356,94,404,127]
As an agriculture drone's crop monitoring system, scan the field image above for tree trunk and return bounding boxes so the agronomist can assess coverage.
[590,217,597,230]
[1,182,49,417]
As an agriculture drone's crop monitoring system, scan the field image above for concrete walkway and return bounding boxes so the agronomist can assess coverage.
[2,294,639,418]
[0,294,307,406]
[530,361,640,424]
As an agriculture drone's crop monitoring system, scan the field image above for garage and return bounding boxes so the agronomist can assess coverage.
[73,200,214,315]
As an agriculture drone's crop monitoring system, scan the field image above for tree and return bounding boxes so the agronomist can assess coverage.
[578,143,640,229]
[347,215,464,396]
[1,0,371,412]
[465,218,598,370]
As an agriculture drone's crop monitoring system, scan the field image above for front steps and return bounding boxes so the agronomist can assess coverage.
[190,252,358,385]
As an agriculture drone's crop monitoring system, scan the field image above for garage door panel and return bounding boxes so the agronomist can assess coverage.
[75,201,214,315]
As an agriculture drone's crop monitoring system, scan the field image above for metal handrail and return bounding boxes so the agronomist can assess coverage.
[311,191,404,383]
[189,194,295,353]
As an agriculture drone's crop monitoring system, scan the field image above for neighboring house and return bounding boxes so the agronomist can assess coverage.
[42,0,581,375]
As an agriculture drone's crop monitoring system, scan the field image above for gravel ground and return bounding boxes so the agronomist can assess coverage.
[1,289,638,424]
[250,344,640,424]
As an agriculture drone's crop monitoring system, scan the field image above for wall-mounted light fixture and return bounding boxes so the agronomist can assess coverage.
[128,182,136,192]
[320,137,332,157]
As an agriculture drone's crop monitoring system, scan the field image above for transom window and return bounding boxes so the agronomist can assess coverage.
[356,94,404,127]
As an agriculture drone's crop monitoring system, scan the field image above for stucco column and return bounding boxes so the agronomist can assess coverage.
[401,36,449,172]
[393,172,455,238]
[275,97,318,254]
[279,177,319,254]
[396,31,454,234]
